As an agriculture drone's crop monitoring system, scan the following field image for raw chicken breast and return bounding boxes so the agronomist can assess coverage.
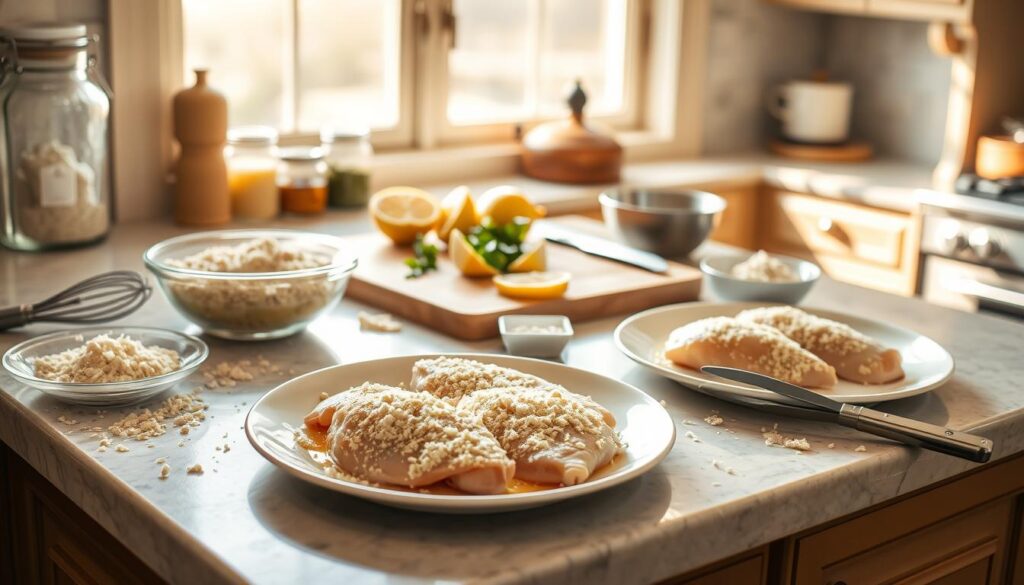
[305,383,515,494]
[410,356,546,403]
[458,386,622,486]
[736,306,904,384]
[665,317,837,389]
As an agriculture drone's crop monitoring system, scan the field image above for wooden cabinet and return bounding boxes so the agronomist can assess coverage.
[761,189,920,295]
[709,186,759,251]
[768,0,970,21]
[658,547,768,584]
[1,445,163,585]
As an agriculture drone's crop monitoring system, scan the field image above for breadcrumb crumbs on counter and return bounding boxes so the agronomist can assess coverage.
[704,414,724,426]
[155,457,166,464]
[684,430,701,443]
[854,445,867,452]
[222,444,230,453]
[115,445,129,453]
[318,392,329,401]
[357,311,403,333]
[187,464,204,475]
[827,443,836,449]
[57,415,78,425]
[763,424,812,452]
[159,464,170,479]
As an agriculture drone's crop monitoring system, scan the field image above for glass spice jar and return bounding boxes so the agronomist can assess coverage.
[278,147,328,214]
[0,23,113,251]
[226,126,279,220]
[321,128,373,208]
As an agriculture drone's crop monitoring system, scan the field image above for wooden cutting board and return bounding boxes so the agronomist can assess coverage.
[345,216,702,340]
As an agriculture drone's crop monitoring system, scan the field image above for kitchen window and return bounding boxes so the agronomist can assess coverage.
[181,0,643,149]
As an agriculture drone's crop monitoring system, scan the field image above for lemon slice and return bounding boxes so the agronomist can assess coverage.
[449,228,499,277]
[493,271,570,299]
[369,187,442,245]
[437,186,479,242]
[507,241,547,273]
[477,186,546,225]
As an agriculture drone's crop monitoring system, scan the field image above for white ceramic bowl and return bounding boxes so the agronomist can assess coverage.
[144,229,357,340]
[700,253,820,304]
[2,327,208,406]
[499,315,573,358]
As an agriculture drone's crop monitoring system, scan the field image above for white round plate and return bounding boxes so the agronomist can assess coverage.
[615,302,954,405]
[245,353,676,514]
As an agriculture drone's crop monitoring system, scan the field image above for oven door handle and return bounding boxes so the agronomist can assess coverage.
[945,277,1024,309]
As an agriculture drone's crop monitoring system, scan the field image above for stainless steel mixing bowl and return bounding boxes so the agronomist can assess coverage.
[599,189,727,258]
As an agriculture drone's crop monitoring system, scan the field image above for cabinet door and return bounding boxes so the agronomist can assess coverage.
[794,497,1014,584]
[658,547,768,585]
[762,190,920,295]
[709,187,759,250]
[4,446,163,585]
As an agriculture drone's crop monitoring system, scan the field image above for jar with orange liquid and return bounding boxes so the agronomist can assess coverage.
[278,147,328,214]
[226,127,279,220]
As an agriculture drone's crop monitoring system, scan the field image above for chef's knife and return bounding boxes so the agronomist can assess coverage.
[700,366,993,463]
[537,223,669,273]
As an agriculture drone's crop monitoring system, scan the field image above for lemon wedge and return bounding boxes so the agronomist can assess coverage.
[493,271,570,299]
[369,187,442,245]
[449,228,499,277]
[437,186,479,242]
[477,186,546,225]
[507,241,547,273]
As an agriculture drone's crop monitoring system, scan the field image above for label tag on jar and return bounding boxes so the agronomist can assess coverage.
[39,163,76,207]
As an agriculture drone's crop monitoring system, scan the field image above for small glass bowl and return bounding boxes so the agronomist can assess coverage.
[499,315,574,358]
[143,229,358,340]
[2,327,209,406]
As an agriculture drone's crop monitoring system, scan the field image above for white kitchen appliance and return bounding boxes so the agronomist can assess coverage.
[769,80,854,144]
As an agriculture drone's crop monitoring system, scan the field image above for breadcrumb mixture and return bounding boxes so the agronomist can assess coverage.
[762,424,812,452]
[357,311,402,333]
[34,334,180,384]
[164,238,341,332]
[730,250,798,283]
[166,237,328,273]
[410,356,545,404]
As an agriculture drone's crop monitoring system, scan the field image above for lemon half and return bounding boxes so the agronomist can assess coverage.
[476,186,546,225]
[369,187,442,244]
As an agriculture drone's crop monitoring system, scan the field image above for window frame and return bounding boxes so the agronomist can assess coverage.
[107,0,708,220]
[419,0,647,148]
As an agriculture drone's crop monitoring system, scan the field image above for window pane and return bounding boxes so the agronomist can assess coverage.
[183,0,285,128]
[538,0,626,118]
[447,0,529,124]
[447,0,629,126]
[297,0,401,132]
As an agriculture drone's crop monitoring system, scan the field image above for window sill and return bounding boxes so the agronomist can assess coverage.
[370,128,693,190]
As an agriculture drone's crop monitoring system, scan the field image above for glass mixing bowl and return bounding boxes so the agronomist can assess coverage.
[144,230,357,340]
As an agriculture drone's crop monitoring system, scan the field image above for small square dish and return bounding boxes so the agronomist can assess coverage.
[499,315,574,358]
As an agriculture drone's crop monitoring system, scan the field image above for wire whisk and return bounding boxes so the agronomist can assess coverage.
[0,271,152,331]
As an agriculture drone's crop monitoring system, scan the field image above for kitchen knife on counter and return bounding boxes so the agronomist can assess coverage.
[701,366,993,463]
[536,223,669,274]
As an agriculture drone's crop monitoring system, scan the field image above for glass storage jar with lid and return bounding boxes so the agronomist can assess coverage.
[321,128,373,208]
[278,146,328,214]
[0,22,112,251]
[227,126,279,220]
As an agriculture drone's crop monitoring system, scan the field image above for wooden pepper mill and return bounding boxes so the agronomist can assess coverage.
[173,69,230,225]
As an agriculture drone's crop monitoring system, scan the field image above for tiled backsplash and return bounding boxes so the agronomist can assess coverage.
[702,1,953,165]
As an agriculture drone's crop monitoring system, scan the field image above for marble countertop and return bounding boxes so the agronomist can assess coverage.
[424,154,934,214]
[2,217,1024,585]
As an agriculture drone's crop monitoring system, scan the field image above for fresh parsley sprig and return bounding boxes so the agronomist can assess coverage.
[404,234,439,279]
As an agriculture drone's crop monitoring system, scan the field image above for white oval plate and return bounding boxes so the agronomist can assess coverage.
[245,353,676,514]
[615,302,954,405]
